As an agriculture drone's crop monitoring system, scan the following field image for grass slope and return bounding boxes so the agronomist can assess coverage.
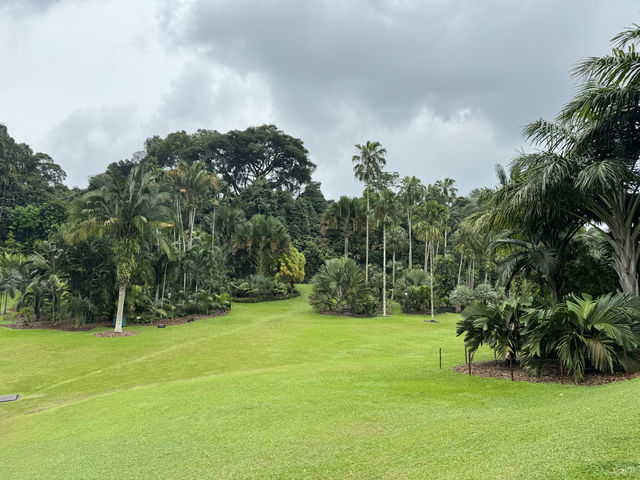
[1,285,639,479]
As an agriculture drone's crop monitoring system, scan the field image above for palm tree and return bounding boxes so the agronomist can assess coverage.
[520,25,640,295]
[434,178,457,250]
[399,176,426,269]
[523,293,640,382]
[353,141,387,282]
[309,257,368,314]
[373,189,397,316]
[68,166,173,333]
[168,161,219,250]
[233,215,291,275]
[387,226,407,294]
[321,196,363,257]
[28,240,67,323]
[414,200,448,321]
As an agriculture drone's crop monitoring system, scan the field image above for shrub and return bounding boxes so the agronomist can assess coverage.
[456,296,532,362]
[66,295,97,328]
[309,257,375,315]
[449,285,474,308]
[275,247,306,292]
[521,293,640,382]
[396,269,431,314]
[231,274,288,300]
[183,291,231,315]
[474,283,498,303]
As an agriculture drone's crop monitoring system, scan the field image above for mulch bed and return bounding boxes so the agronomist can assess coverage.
[452,359,640,386]
[93,331,139,338]
[1,310,228,332]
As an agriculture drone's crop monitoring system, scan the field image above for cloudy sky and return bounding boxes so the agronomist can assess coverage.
[1,0,638,197]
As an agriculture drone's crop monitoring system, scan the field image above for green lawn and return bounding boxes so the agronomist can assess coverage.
[1,285,639,479]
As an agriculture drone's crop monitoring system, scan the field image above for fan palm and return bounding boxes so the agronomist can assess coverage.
[68,166,173,332]
[309,257,369,314]
[353,141,387,282]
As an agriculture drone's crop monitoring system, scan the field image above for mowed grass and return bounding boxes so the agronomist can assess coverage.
[1,286,639,479]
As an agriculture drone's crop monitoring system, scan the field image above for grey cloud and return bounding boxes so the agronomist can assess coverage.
[41,106,141,187]
[156,0,639,197]
[2,0,639,198]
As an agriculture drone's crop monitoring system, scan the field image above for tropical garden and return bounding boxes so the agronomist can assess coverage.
[2,20,640,480]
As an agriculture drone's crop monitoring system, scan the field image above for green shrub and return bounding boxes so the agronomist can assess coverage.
[309,257,376,315]
[456,296,532,362]
[396,270,431,313]
[231,274,288,300]
[521,293,640,382]
[449,285,474,308]
[474,283,498,303]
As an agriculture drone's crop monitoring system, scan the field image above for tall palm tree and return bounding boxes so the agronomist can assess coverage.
[387,226,407,294]
[68,166,173,333]
[321,196,363,257]
[399,176,426,270]
[373,189,397,316]
[414,200,448,322]
[168,160,219,250]
[28,240,67,323]
[520,24,640,295]
[435,178,457,250]
[353,141,387,282]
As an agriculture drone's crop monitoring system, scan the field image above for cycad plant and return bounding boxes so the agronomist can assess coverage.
[522,293,640,382]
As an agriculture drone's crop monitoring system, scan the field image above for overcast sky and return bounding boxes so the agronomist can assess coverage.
[1,0,638,198]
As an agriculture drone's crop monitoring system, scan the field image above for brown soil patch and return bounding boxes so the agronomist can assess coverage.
[452,359,640,386]
[93,331,139,338]
[1,310,228,332]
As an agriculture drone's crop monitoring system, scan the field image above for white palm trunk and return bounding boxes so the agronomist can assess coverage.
[382,225,387,316]
[114,284,126,333]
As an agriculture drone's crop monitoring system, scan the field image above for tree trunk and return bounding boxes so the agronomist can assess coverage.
[188,206,195,250]
[344,235,349,257]
[471,256,475,290]
[424,241,428,273]
[392,251,396,299]
[161,262,167,305]
[365,186,370,282]
[611,233,639,295]
[155,285,159,303]
[211,207,216,253]
[408,210,412,270]
[382,225,387,316]
[444,230,448,252]
[114,283,126,333]
[3,293,7,314]
[457,253,464,285]
[430,241,435,322]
